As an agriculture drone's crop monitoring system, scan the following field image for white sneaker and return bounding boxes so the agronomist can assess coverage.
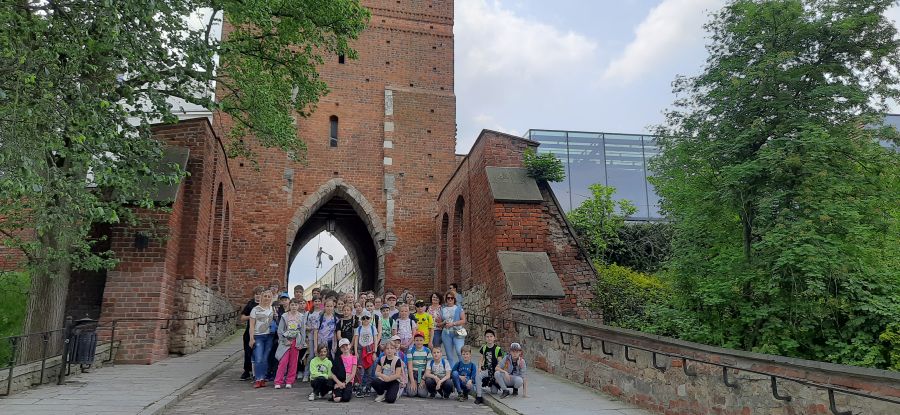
[274,384,282,389]
[303,375,310,382]
[308,392,315,401]
[374,394,385,403]
[285,384,292,389]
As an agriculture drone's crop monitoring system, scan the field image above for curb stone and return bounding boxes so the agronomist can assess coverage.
[138,340,243,415]
[483,394,522,415]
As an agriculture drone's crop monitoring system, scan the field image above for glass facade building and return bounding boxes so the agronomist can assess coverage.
[527,120,898,220]
[525,129,662,220]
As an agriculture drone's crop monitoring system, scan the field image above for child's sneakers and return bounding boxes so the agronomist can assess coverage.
[474,396,483,404]
[374,394,386,403]
[302,374,310,382]
[274,384,282,389]
[500,389,511,399]
[308,392,316,401]
[285,384,292,389]
[253,380,266,389]
[512,388,518,396]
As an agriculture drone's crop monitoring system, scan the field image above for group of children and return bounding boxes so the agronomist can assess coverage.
[240,283,527,405]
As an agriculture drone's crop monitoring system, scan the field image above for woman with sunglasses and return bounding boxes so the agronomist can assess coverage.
[439,291,467,367]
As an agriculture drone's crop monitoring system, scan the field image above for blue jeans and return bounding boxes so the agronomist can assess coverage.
[452,370,473,394]
[360,364,375,392]
[432,329,443,349]
[252,334,273,381]
[441,330,465,367]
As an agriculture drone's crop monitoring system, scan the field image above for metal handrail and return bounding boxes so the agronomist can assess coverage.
[1,308,240,397]
[467,312,898,415]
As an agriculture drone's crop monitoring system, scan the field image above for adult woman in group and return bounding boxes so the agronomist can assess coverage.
[439,291,466,367]
[427,293,443,351]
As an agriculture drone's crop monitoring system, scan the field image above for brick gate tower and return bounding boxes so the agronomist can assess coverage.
[219,0,458,300]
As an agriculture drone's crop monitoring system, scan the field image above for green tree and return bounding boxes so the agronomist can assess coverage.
[522,148,565,183]
[0,1,368,354]
[651,0,900,368]
[568,184,636,261]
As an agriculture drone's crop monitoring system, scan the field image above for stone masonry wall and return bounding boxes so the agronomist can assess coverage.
[469,307,900,415]
[169,279,236,354]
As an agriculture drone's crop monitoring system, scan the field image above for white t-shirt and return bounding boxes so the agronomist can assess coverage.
[249,306,274,335]
[357,324,376,348]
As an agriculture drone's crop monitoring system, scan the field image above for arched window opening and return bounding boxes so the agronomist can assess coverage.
[329,115,339,147]
[452,196,464,285]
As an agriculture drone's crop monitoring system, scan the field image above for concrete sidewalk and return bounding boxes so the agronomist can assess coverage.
[0,333,243,415]
[484,368,652,415]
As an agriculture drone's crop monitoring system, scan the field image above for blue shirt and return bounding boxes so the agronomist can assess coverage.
[453,361,477,379]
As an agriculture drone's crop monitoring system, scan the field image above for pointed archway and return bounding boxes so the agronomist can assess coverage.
[285,179,386,293]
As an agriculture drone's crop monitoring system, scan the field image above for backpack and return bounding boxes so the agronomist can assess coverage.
[479,345,503,371]
[392,318,415,334]
[319,313,339,330]
[430,357,448,375]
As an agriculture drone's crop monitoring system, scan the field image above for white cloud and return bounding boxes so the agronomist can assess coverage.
[455,0,597,80]
[602,0,723,85]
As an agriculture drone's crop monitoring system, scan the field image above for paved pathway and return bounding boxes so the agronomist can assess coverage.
[0,334,243,415]
[165,359,497,414]
[485,369,652,415]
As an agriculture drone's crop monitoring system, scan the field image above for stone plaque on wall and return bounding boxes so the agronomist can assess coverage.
[485,167,543,202]
[497,251,565,298]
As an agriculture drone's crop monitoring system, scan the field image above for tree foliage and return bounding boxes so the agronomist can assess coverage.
[0,1,368,341]
[523,148,565,183]
[604,221,673,274]
[651,0,900,368]
[568,184,636,261]
[593,263,670,330]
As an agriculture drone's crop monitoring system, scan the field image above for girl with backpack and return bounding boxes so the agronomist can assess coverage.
[354,310,379,397]
[273,298,306,389]
[314,298,340,359]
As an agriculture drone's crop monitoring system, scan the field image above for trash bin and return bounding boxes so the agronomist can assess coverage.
[68,317,98,367]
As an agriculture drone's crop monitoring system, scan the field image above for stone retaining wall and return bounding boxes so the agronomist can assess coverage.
[468,307,900,415]
[169,279,236,354]
[0,341,117,396]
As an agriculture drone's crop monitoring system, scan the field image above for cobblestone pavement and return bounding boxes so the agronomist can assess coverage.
[166,360,498,415]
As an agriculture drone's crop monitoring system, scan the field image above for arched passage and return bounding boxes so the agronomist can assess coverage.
[285,179,386,293]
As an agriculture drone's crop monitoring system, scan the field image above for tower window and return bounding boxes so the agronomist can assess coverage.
[329,116,338,147]
[338,54,345,64]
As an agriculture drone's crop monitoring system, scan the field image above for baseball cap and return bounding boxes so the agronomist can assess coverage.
[510,342,522,351]
[339,338,351,347]
[389,335,401,342]
[380,303,390,310]
[361,310,372,319]
[414,300,426,308]
[278,292,290,299]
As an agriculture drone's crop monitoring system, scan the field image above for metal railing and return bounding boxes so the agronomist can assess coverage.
[1,308,241,397]
[467,312,900,415]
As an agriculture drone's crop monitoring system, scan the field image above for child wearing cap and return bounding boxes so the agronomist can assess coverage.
[354,310,379,397]
[495,342,527,398]
[413,300,435,348]
[330,338,357,402]
[405,332,432,397]
[337,303,358,348]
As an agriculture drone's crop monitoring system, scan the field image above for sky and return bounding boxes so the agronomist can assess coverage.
[287,0,900,293]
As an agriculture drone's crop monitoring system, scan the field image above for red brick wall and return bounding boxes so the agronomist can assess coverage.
[99,118,237,363]
[216,2,458,299]
[435,130,600,321]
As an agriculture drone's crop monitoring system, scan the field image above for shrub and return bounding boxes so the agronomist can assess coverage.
[522,148,565,183]
[593,263,669,330]
[0,271,29,367]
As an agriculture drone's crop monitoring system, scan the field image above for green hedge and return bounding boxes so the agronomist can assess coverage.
[593,263,670,330]
[0,272,29,366]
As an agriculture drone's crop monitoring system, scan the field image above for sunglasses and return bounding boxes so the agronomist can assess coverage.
[362,316,371,320]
